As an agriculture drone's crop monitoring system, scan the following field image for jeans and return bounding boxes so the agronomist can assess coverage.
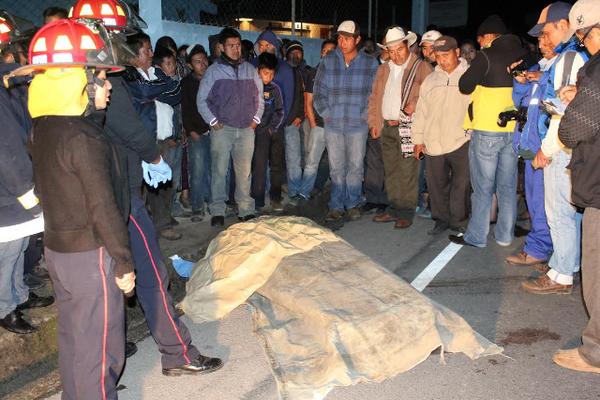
[326,130,368,211]
[284,124,303,197]
[164,142,183,212]
[299,126,327,199]
[464,131,518,247]
[544,150,581,284]
[0,237,29,318]
[188,134,212,213]
[210,125,255,217]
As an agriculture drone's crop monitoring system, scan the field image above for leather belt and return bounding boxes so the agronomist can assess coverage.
[384,120,400,127]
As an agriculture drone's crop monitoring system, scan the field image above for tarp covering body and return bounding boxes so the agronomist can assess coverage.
[182,217,502,400]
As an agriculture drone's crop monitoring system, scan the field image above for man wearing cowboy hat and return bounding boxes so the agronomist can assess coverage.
[367,26,433,229]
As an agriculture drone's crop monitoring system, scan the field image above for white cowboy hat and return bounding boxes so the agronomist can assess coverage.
[377,27,417,49]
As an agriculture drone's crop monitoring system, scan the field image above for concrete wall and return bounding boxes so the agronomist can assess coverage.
[140,0,323,66]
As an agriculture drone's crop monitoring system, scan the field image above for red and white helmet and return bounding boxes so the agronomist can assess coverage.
[69,0,128,31]
[0,16,12,45]
[10,18,123,76]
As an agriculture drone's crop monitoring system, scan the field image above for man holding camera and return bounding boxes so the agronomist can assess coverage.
[449,15,526,248]
[412,36,471,235]
[503,27,559,271]
[520,2,587,295]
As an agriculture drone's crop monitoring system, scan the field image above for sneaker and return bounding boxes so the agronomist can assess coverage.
[553,348,600,374]
[238,214,257,222]
[287,195,304,207]
[521,275,572,295]
[415,206,432,219]
[162,354,223,377]
[160,228,182,241]
[270,199,284,212]
[346,207,361,221]
[325,209,344,222]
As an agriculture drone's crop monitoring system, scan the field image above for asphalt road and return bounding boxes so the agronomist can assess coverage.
[46,214,599,400]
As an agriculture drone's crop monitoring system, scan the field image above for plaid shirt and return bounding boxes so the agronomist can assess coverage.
[313,48,379,134]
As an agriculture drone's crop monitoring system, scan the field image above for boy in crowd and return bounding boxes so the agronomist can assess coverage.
[182,45,212,222]
[251,52,285,212]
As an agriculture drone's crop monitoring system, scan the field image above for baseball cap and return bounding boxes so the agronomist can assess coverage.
[432,35,458,51]
[569,0,600,31]
[528,2,572,37]
[337,20,359,36]
[420,30,442,45]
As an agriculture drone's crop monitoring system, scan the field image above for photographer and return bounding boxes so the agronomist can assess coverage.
[503,39,557,269]
[448,15,526,248]
[520,1,588,296]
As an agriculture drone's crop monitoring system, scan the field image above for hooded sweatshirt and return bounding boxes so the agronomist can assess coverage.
[29,68,134,277]
[253,30,295,119]
[412,59,471,156]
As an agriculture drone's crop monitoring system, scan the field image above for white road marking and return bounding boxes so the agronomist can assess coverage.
[410,241,463,292]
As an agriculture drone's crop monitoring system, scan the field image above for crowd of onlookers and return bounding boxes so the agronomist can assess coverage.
[2,0,600,398]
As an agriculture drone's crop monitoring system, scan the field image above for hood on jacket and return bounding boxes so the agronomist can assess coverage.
[29,68,88,118]
[254,30,282,58]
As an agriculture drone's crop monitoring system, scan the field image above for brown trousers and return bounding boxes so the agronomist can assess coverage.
[381,124,419,220]
[581,207,600,367]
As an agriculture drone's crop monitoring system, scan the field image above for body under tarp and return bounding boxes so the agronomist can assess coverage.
[182,216,502,400]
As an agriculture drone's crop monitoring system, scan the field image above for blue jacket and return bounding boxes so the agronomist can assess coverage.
[0,63,40,228]
[198,57,264,129]
[512,64,551,156]
[123,66,182,139]
[256,81,284,135]
[313,48,379,135]
[252,30,295,119]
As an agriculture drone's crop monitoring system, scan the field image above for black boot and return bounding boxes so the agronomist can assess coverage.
[16,292,54,311]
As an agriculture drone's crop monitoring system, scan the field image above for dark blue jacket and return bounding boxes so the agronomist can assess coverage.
[0,63,40,227]
[256,81,284,135]
[123,66,182,139]
[252,31,295,119]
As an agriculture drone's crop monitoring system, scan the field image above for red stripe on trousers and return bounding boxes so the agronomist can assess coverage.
[98,247,109,400]
[129,215,191,364]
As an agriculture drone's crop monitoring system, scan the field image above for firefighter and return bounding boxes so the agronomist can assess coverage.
[8,19,135,399]
[69,0,223,376]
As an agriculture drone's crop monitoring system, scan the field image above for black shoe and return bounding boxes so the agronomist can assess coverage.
[359,203,380,214]
[23,273,45,290]
[170,217,180,226]
[0,310,37,334]
[16,292,54,311]
[238,214,257,222]
[514,224,530,238]
[211,216,225,227]
[428,222,449,236]
[125,341,138,359]
[162,354,224,376]
[448,234,476,247]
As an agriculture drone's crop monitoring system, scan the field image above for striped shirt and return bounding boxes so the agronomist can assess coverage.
[313,48,379,135]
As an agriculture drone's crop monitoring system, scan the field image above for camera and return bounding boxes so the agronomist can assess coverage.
[509,52,539,78]
[498,107,528,131]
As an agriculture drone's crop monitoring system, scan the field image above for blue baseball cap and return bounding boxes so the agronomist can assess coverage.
[528,2,573,37]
